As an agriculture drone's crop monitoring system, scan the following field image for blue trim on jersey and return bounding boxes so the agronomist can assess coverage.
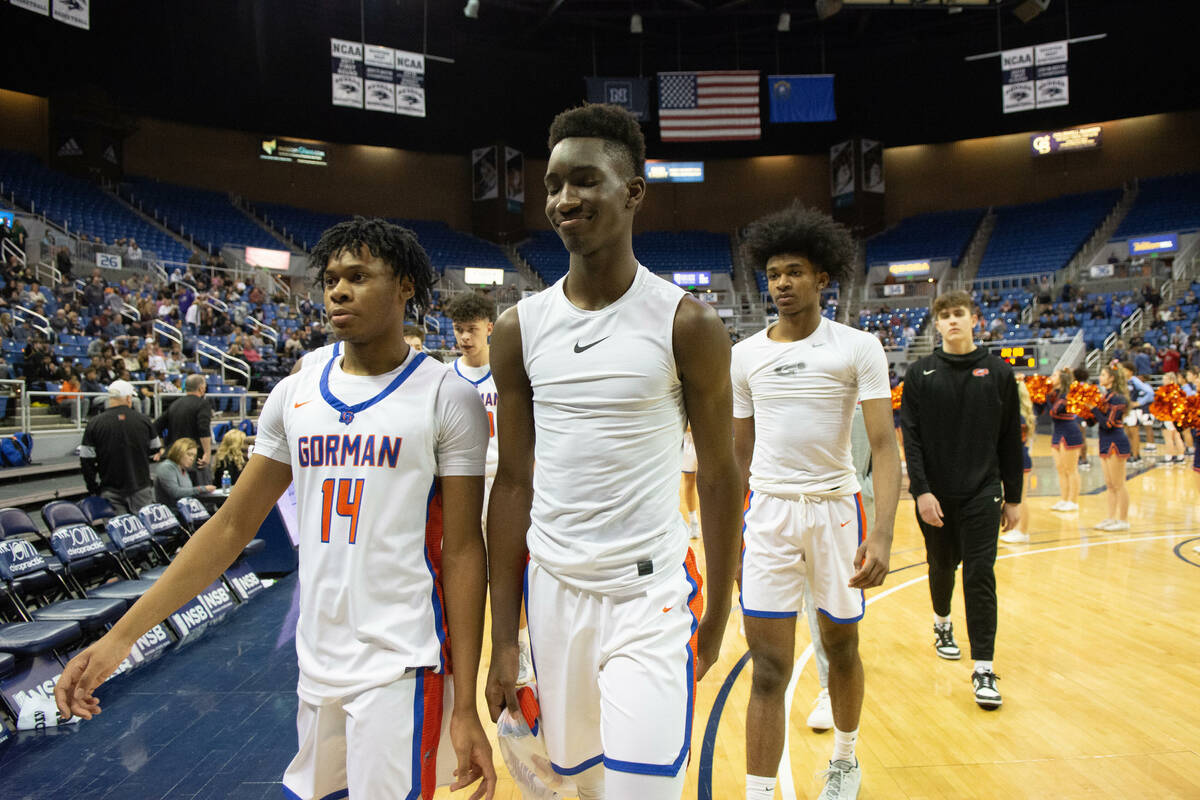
[551,753,604,776]
[318,350,427,418]
[453,359,492,387]
[423,481,448,673]
[406,668,425,800]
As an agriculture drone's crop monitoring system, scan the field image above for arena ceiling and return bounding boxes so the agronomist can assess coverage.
[2,0,1196,161]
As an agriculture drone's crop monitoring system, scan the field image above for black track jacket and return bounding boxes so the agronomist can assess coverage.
[901,346,1024,503]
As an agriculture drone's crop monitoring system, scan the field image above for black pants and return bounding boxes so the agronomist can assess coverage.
[916,485,1002,661]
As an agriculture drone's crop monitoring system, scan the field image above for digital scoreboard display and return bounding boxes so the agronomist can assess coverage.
[1030,125,1102,156]
[1127,234,1178,256]
[887,260,931,278]
[990,345,1042,369]
[645,161,705,183]
[260,138,329,166]
[672,271,712,288]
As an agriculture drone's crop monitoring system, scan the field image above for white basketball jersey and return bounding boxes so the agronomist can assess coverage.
[453,359,498,477]
[518,264,688,594]
[254,348,487,703]
[731,317,891,497]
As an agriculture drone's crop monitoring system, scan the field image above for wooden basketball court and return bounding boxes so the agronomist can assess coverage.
[448,438,1200,799]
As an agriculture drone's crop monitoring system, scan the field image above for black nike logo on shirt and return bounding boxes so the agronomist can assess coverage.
[573,337,609,353]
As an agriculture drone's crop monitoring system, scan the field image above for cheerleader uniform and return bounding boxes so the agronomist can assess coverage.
[1095,391,1131,459]
[1048,390,1085,450]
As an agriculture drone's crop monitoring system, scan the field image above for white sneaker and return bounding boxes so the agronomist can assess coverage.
[1092,519,1115,530]
[1106,520,1130,531]
[1053,501,1079,512]
[1049,500,1068,511]
[807,688,834,731]
[688,522,701,540]
[817,759,862,800]
[999,529,1029,544]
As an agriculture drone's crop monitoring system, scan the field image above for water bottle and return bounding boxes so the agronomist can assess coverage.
[221,472,231,493]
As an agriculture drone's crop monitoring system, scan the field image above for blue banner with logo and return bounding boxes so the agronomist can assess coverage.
[768,75,835,123]
[586,77,651,122]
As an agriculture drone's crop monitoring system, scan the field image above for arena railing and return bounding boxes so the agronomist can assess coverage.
[246,316,279,347]
[12,304,52,338]
[33,259,63,287]
[2,237,26,268]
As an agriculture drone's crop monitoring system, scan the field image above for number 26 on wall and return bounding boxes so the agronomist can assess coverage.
[320,478,364,544]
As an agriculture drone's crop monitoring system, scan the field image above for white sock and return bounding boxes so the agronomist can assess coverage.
[974,660,993,674]
[688,510,698,526]
[832,727,858,764]
[934,614,952,627]
[746,774,776,799]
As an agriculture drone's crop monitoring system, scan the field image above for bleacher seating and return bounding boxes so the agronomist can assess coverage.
[123,177,289,254]
[865,208,985,269]
[976,189,1121,278]
[517,229,733,286]
[1115,172,1200,238]
[0,150,189,262]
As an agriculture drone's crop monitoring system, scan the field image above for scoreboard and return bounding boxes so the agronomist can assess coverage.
[990,344,1040,369]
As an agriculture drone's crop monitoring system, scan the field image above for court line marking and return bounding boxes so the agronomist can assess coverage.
[696,530,1194,800]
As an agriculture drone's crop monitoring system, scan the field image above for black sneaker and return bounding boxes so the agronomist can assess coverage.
[934,623,961,660]
[972,670,1002,708]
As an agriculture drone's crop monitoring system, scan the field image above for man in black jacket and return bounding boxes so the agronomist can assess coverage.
[155,374,213,485]
[900,290,1023,710]
[80,380,161,514]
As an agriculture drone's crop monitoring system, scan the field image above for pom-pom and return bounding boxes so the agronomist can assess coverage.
[1065,382,1103,420]
[1176,394,1200,431]
[1148,383,1187,424]
[891,382,903,410]
[1023,374,1053,405]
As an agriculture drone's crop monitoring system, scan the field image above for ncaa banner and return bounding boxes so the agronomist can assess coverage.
[473,146,498,201]
[860,139,884,194]
[10,0,50,17]
[394,49,426,118]
[364,44,396,113]
[331,38,364,109]
[585,77,650,122]
[51,0,87,29]
[830,140,855,199]
[1001,46,1035,113]
[1033,40,1069,109]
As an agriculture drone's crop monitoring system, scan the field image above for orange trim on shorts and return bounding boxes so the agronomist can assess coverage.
[419,670,445,800]
[684,547,705,734]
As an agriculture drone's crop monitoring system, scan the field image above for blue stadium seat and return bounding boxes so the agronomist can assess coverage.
[41,500,92,534]
[0,507,43,543]
[77,496,118,529]
[106,514,170,576]
[49,525,157,601]
[0,538,127,636]
[0,620,82,659]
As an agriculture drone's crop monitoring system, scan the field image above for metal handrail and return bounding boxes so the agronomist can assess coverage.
[2,238,25,267]
[120,301,142,323]
[195,340,251,385]
[246,316,279,346]
[203,295,229,314]
[34,259,63,286]
[12,304,51,337]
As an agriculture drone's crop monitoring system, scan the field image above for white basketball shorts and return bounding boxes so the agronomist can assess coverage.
[739,490,867,624]
[681,433,697,474]
[282,668,456,800]
[523,552,703,782]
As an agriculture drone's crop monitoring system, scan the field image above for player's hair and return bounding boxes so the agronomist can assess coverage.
[1102,363,1130,399]
[547,103,646,180]
[1056,367,1074,396]
[1016,376,1034,435]
[931,290,976,318]
[310,217,435,315]
[166,437,199,467]
[215,429,247,471]
[1073,366,1090,383]
[739,202,855,287]
[403,323,425,340]
[445,292,497,324]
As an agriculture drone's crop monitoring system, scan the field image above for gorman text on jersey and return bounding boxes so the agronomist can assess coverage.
[297,434,402,468]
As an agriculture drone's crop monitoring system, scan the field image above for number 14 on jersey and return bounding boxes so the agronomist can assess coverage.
[320,478,364,544]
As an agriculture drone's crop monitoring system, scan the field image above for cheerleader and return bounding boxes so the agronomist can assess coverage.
[1000,376,1036,543]
[1093,364,1132,531]
[1158,372,1187,466]
[1048,367,1083,512]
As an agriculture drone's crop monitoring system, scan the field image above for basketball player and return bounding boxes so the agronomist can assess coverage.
[55,218,496,800]
[484,103,743,800]
[902,290,1023,710]
[733,205,901,800]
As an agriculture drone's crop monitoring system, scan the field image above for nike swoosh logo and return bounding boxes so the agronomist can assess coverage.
[573,337,609,354]
[994,496,1002,503]
[840,520,852,527]
[662,606,673,613]
[924,369,936,375]
[812,343,825,347]
[293,400,313,408]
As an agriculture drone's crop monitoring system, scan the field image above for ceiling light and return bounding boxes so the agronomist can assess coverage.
[463,0,479,19]
[630,13,643,34]
[777,12,791,32]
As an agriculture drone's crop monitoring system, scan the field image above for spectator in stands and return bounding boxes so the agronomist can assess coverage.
[1189,340,1200,370]
[0,312,13,340]
[152,437,216,504]
[83,275,106,313]
[165,344,185,373]
[153,371,180,394]
[403,324,425,352]
[1134,344,1155,376]
[85,312,107,339]
[80,366,105,415]
[305,321,326,349]
[9,218,26,251]
[57,371,82,419]
[147,344,167,374]
[212,429,248,487]
[155,373,213,485]
[1162,344,1181,375]
[93,355,118,384]
[126,239,143,263]
[988,315,1007,337]
[55,245,72,280]
[0,355,11,381]
[80,380,161,514]
[103,315,126,340]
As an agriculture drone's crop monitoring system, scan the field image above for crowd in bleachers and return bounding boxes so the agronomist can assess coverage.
[855,305,927,348]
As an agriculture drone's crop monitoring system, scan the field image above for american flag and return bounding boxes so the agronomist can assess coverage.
[657,70,761,141]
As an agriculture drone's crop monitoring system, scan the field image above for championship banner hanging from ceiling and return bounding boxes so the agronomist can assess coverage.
[1001,40,1068,113]
[330,38,425,117]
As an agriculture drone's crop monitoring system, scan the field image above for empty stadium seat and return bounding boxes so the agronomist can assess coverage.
[41,499,92,534]
[77,496,118,529]
[49,525,158,602]
[0,538,127,636]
